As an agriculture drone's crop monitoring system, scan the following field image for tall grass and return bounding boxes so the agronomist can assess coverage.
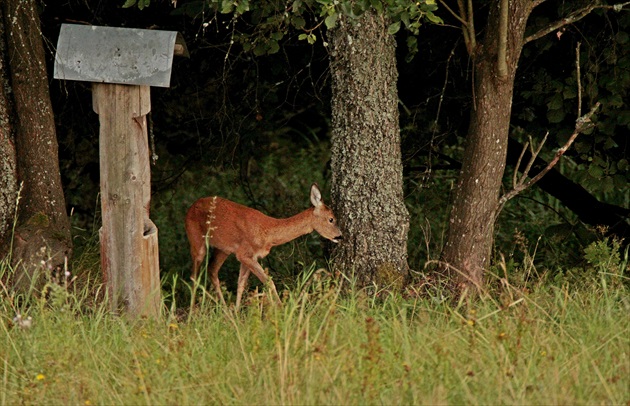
[1,256,628,405]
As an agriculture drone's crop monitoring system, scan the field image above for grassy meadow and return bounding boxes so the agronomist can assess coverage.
[2,143,629,405]
[1,257,628,405]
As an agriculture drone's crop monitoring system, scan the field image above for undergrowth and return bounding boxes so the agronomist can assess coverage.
[1,241,628,405]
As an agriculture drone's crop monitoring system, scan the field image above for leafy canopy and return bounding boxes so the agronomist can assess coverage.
[125,0,441,59]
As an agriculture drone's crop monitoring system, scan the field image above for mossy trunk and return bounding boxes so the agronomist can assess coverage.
[1,0,72,289]
[329,10,410,288]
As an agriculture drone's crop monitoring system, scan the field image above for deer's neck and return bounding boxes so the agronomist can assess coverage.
[268,208,314,247]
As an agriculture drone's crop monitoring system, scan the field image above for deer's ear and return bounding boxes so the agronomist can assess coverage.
[310,183,322,207]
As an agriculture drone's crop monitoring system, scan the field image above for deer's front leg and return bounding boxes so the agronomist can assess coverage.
[237,255,281,306]
[235,265,251,311]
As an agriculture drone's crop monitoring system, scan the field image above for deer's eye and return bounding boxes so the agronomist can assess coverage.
[329,218,334,223]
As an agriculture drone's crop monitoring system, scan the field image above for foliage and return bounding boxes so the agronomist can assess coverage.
[126,0,441,59]
[583,236,628,291]
[516,8,630,203]
[122,0,151,10]
[1,254,628,404]
[42,0,630,291]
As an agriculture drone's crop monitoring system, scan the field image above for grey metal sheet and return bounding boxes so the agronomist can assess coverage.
[54,24,177,87]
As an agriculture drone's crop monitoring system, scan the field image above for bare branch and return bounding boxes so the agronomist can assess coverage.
[496,102,600,218]
[576,42,582,118]
[437,0,468,26]
[523,132,549,180]
[466,0,476,53]
[452,0,477,56]
[508,132,548,200]
[497,41,593,219]
[497,0,509,77]
[524,2,630,45]
[513,140,529,189]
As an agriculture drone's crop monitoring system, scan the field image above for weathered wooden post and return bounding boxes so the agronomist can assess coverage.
[53,24,188,317]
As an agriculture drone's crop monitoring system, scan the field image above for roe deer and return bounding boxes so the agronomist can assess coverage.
[185,184,342,309]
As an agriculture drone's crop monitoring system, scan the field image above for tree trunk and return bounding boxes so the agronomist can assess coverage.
[329,10,410,288]
[0,6,18,253]
[1,0,72,289]
[442,0,532,292]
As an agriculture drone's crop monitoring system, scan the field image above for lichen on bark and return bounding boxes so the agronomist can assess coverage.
[329,10,410,288]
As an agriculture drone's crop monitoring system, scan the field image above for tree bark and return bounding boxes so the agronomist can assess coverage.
[329,10,410,288]
[0,5,18,253]
[442,0,533,292]
[1,0,72,289]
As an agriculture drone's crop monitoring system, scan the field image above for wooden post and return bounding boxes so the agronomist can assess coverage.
[93,83,160,317]
[54,24,188,318]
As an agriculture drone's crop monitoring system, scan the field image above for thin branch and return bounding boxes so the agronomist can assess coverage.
[524,2,630,45]
[496,102,600,218]
[437,0,468,26]
[523,132,548,180]
[576,42,582,118]
[453,0,476,56]
[497,0,509,78]
[509,133,547,201]
[466,0,476,53]
[497,42,597,219]
[513,140,529,188]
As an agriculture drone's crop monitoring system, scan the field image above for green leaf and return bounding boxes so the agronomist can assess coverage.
[601,176,615,193]
[235,0,249,15]
[547,109,565,123]
[546,94,563,110]
[325,13,337,29]
[425,11,443,24]
[292,16,306,29]
[298,33,308,41]
[617,158,629,171]
[307,33,317,45]
[575,141,591,154]
[400,11,410,28]
[603,137,618,150]
[253,43,266,56]
[371,0,383,13]
[588,163,604,179]
[606,94,624,108]
[616,110,630,126]
[122,0,137,8]
[221,0,234,14]
[405,36,418,62]
[613,174,627,188]
[268,39,280,54]
[562,86,576,99]
[388,21,401,35]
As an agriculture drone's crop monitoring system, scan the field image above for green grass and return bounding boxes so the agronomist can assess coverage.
[1,261,628,405]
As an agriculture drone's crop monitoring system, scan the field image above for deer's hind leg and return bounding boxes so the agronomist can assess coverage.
[186,217,209,281]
